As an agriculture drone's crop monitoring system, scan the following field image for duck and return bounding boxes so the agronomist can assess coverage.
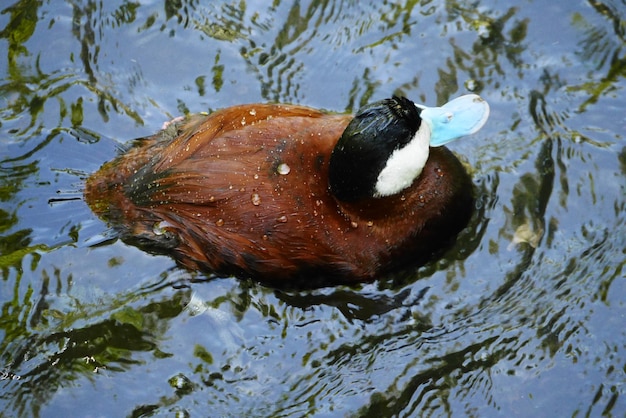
[84,94,489,285]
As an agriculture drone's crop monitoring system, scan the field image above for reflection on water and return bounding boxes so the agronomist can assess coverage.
[1,0,625,416]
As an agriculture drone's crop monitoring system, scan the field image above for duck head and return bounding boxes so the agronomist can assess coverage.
[329,94,490,201]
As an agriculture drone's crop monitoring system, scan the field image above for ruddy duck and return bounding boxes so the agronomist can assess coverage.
[85,94,489,284]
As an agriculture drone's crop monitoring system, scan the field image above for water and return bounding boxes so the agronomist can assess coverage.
[1,0,625,416]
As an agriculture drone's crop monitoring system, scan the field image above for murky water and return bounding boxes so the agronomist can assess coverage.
[1,1,625,416]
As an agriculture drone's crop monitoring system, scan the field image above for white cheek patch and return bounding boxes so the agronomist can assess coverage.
[374,124,431,197]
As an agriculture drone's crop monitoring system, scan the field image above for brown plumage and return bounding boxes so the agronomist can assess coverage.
[84,103,473,284]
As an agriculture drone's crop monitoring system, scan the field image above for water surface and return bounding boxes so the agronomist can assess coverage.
[1,1,625,416]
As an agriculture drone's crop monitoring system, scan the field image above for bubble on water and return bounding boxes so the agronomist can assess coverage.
[184,292,208,316]
[508,223,544,250]
[474,20,491,39]
[465,79,478,91]
[168,373,193,395]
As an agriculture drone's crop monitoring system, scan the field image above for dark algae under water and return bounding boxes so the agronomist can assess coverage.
[1,1,625,417]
